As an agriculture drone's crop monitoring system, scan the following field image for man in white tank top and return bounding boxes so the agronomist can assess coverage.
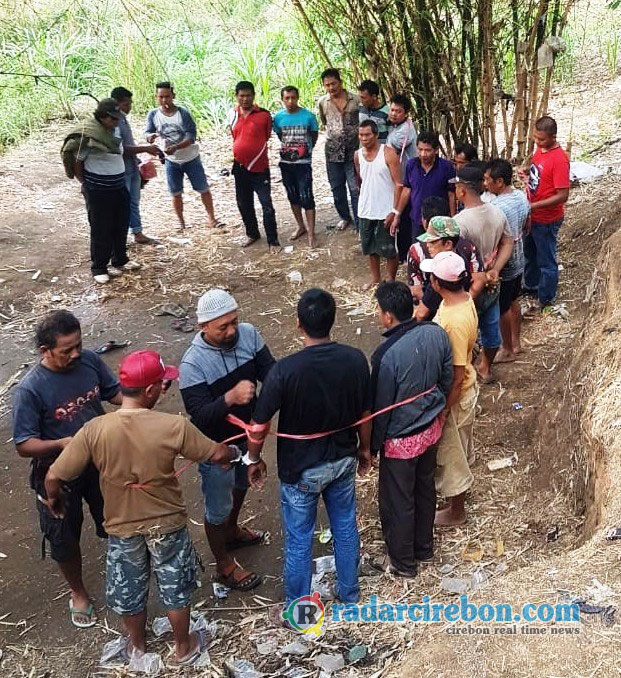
[354,120,402,288]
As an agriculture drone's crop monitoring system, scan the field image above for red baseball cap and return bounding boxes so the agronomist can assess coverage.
[119,350,179,388]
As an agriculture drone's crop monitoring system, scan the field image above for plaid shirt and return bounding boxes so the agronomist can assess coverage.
[318,91,359,162]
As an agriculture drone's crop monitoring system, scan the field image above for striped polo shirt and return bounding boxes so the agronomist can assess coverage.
[78,129,126,190]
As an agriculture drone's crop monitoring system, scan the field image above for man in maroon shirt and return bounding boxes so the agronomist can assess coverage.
[228,81,280,249]
[520,116,570,308]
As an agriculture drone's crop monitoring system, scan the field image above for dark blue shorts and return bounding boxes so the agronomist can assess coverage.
[279,163,315,210]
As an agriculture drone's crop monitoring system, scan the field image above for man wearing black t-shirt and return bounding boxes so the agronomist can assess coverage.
[246,288,372,616]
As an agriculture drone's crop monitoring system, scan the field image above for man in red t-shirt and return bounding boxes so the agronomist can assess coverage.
[228,81,280,249]
[520,116,570,308]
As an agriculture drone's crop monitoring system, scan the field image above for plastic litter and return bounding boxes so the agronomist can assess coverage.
[100,637,164,675]
[152,611,217,639]
[471,569,489,592]
[152,616,172,638]
[154,303,188,318]
[495,562,509,575]
[314,555,336,575]
[441,577,471,595]
[604,527,621,541]
[512,402,523,411]
[255,636,278,655]
[100,636,130,667]
[546,525,560,542]
[487,454,518,471]
[283,245,294,254]
[167,236,192,246]
[318,528,332,544]
[314,653,345,673]
[287,270,303,283]
[129,652,165,675]
[585,578,617,606]
[213,582,230,599]
[31,270,41,281]
[438,563,455,575]
[347,645,368,664]
[570,160,605,184]
[281,638,311,656]
[311,573,335,599]
[225,657,263,677]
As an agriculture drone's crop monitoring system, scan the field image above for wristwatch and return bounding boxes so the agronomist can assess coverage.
[241,452,260,466]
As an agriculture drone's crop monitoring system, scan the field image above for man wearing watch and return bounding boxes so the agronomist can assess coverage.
[245,288,372,622]
[353,119,402,290]
[179,289,275,593]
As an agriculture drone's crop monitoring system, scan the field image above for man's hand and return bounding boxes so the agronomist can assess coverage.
[225,380,256,407]
[146,133,157,143]
[146,144,160,156]
[357,448,372,477]
[165,144,178,156]
[485,270,500,287]
[58,436,73,450]
[44,493,66,519]
[248,459,267,489]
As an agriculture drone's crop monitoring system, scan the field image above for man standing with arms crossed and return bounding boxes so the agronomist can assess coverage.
[354,120,402,288]
[179,289,275,592]
[228,81,280,249]
[12,310,121,628]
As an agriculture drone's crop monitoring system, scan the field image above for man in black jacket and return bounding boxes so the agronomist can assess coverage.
[179,289,275,591]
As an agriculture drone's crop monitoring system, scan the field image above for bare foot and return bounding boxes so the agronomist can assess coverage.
[175,224,186,233]
[476,366,495,384]
[290,227,307,241]
[434,506,467,526]
[494,348,517,364]
[308,235,317,249]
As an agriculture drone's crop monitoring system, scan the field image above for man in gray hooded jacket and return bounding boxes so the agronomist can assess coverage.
[179,289,275,592]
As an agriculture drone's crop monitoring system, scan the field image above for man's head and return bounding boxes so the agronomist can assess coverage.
[420,251,468,295]
[281,85,300,113]
[111,86,133,114]
[359,119,379,148]
[417,131,440,165]
[375,281,413,329]
[297,288,336,339]
[156,81,175,111]
[35,310,82,372]
[94,98,122,130]
[449,165,484,203]
[417,216,460,257]
[484,158,513,196]
[235,81,255,110]
[321,68,343,97]
[453,142,478,170]
[388,93,411,124]
[358,79,380,109]
[196,289,239,349]
[533,115,558,149]
[421,195,450,229]
[119,350,179,409]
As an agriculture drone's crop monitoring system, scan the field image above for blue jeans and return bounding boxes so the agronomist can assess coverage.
[124,168,142,234]
[165,155,209,196]
[198,458,249,525]
[280,456,360,607]
[478,298,501,349]
[523,219,563,306]
[326,156,359,228]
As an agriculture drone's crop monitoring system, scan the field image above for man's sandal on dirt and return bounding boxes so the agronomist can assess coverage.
[69,598,97,628]
[225,527,266,551]
[371,555,417,579]
[216,562,261,592]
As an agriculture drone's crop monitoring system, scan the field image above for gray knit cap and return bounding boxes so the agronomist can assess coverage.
[196,289,238,323]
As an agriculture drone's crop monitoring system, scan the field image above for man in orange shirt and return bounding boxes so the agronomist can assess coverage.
[228,81,280,249]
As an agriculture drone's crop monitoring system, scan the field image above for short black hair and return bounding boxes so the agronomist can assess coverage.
[417,130,440,148]
[235,80,255,95]
[111,86,132,102]
[35,310,81,349]
[421,195,450,222]
[535,115,557,135]
[432,273,467,292]
[297,288,336,338]
[486,158,513,186]
[281,85,299,98]
[359,119,378,135]
[358,79,380,96]
[155,81,174,93]
[390,93,411,113]
[375,281,413,322]
[454,142,478,162]
[439,235,460,248]
[120,385,145,398]
[321,68,341,82]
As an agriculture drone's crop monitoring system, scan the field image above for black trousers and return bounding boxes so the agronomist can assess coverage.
[378,443,438,574]
[232,162,279,245]
[82,185,129,275]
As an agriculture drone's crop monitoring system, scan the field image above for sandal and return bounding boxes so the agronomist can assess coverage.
[209,220,226,229]
[289,228,307,241]
[69,598,97,628]
[336,219,351,232]
[370,555,417,579]
[225,527,266,551]
[177,628,208,666]
[216,562,261,592]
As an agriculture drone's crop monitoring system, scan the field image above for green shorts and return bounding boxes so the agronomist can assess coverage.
[359,218,397,258]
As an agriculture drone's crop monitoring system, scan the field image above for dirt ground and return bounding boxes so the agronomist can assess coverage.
[1,73,621,675]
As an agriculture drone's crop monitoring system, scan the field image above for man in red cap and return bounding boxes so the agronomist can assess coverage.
[44,350,240,667]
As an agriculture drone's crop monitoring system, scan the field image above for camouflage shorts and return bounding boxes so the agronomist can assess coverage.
[106,526,198,616]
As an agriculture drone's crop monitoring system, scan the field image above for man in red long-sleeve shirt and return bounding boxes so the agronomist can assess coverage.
[228,81,280,249]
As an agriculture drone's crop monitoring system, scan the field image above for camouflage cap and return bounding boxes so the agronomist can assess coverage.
[417,216,460,242]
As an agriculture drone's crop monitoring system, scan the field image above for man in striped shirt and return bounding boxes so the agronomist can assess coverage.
[72,99,140,284]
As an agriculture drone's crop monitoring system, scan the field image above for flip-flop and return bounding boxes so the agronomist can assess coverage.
[216,563,261,592]
[69,599,97,628]
[177,628,208,666]
[94,340,131,354]
[210,220,226,229]
[225,527,266,551]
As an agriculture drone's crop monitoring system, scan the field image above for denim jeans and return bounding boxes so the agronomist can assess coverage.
[124,168,142,234]
[232,162,279,244]
[523,219,563,306]
[326,156,359,227]
[280,456,360,607]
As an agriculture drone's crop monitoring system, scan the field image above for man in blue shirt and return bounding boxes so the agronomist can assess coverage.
[11,310,121,628]
[273,86,319,248]
[389,131,456,239]
[111,87,162,245]
[358,80,389,143]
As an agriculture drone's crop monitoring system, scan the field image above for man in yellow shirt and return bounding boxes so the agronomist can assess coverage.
[420,250,479,526]
[45,351,239,667]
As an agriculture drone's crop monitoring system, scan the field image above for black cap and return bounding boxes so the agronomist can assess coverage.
[449,165,484,186]
[94,98,122,120]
